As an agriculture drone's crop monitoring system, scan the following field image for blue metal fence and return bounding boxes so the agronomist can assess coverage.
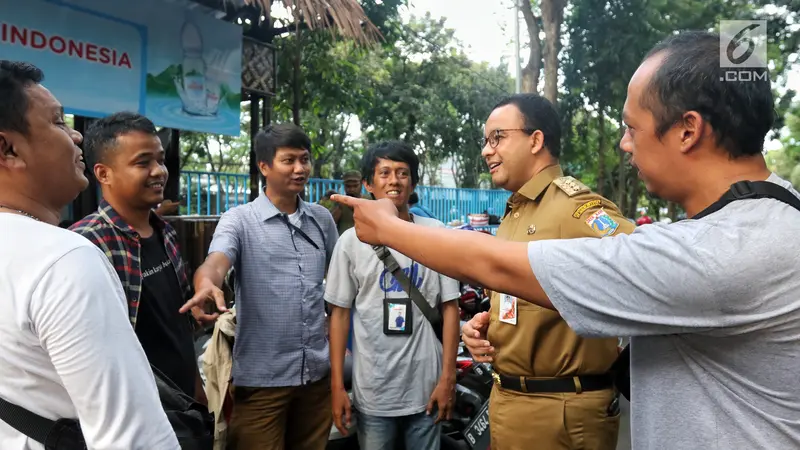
[180,170,508,232]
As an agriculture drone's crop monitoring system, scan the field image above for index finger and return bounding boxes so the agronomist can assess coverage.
[213,289,228,312]
[330,194,363,208]
[179,292,204,313]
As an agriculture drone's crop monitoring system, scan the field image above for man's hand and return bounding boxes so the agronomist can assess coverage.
[180,283,227,323]
[461,312,494,363]
[427,374,455,423]
[331,386,352,436]
[330,195,399,245]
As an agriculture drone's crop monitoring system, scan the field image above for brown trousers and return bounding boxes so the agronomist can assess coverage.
[227,376,332,450]
[489,385,620,450]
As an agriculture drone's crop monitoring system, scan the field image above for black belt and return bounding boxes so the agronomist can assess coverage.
[492,372,613,394]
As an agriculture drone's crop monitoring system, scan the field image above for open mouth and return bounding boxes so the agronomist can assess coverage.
[488,162,502,173]
[147,181,165,190]
[386,190,402,197]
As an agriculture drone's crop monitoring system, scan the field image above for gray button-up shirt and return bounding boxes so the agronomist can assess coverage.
[208,192,338,387]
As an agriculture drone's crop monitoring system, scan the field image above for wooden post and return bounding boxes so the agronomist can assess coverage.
[249,93,261,201]
[165,129,181,208]
[71,116,99,221]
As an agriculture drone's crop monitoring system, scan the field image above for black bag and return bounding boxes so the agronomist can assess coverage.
[0,364,214,449]
[373,245,444,343]
[611,180,800,401]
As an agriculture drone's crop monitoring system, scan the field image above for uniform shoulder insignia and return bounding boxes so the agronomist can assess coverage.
[552,176,590,197]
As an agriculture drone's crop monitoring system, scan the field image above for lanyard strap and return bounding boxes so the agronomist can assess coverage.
[278,213,321,250]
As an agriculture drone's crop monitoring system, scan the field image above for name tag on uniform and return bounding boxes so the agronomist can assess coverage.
[499,294,517,325]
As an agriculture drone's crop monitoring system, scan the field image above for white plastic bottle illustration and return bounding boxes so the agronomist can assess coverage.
[180,20,206,114]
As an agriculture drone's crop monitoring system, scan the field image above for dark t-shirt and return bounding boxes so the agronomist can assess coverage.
[136,229,196,396]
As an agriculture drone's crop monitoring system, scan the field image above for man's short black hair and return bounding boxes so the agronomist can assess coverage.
[361,140,420,186]
[641,30,774,158]
[409,192,419,205]
[491,93,562,158]
[0,61,44,136]
[254,123,312,166]
[84,112,158,166]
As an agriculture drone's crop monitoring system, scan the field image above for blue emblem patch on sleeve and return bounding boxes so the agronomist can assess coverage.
[585,208,619,237]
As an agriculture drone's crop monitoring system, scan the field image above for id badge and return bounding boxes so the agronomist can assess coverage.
[499,294,517,325]
[383,298,413,336]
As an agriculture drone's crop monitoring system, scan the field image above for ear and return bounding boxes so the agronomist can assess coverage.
[0,132,25,170]
[257,161,270,178]
[362,179,374,195]
[678,111,704,154]
[94,163,112,185]
[529,130,545,156]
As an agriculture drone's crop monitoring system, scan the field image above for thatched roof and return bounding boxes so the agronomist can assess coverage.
[234,0,381,45]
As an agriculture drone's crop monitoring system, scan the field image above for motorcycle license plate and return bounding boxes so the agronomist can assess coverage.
[463,401,490,449]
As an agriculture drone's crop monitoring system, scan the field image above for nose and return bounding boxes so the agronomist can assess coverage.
[70,128,83,145]
[481,142,494,159]
[619,129,633,154]
[294,160,308,173]
[151,160,168,179]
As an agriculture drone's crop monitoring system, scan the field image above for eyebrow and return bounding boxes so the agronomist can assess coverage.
[132,149,164,159]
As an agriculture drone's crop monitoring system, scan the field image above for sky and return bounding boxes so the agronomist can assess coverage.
[402,0,517,68]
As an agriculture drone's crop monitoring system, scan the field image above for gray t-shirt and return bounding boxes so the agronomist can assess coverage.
[529,173,800,449]
[325,215,461,417]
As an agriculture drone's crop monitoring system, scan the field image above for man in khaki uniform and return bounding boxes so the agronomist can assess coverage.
[471,93,634,450]
[320,170,366,235]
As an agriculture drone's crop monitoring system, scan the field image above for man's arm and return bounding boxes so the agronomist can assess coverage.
[440,300,459,377]
[384,219,551,309]
[32,247,179,449]
[180,209,242,315]
[330,196,552,309]
[323,236,356,435]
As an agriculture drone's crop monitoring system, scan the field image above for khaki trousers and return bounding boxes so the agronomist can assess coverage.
[227,375,332,450]
[489,384,620,450]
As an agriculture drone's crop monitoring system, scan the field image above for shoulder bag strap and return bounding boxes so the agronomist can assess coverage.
[0,396,85,449]
[372,245,442,326]
[693,180,800,219]
[612,180,800,401]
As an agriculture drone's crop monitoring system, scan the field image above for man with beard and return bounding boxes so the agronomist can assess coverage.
[70,112,203,401]
[327,31,800,449]
[0,61,178,449]
[186,123,339,450]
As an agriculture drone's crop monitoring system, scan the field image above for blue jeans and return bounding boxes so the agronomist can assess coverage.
[357,410,441,450]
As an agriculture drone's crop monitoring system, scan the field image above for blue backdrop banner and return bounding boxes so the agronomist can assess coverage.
[0,0,243,136]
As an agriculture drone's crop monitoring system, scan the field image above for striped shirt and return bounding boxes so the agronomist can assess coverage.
[69,200,191,328]
[208,191,338,387]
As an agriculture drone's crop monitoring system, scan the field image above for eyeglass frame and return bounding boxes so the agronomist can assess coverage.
[479,128,537,149]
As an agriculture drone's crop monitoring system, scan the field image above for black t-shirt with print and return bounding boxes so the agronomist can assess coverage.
[136,228,196,396]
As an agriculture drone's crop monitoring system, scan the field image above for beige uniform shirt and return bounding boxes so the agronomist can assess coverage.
[487,165,635,378]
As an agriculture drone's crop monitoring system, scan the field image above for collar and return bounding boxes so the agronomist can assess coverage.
[97,198,167,236]
[516,164,564,201]
[253,190,310,222]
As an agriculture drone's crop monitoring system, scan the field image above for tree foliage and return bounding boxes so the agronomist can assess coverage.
[179,0,799,204]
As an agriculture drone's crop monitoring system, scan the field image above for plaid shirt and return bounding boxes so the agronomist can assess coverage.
[69,200,191,328]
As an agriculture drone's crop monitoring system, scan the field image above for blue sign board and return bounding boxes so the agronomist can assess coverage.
[0,0,243,136]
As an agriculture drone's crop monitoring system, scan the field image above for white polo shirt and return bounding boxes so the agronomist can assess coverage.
[0,214,178,449]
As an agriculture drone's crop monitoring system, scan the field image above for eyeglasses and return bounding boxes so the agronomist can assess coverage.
[479,129,536,149]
